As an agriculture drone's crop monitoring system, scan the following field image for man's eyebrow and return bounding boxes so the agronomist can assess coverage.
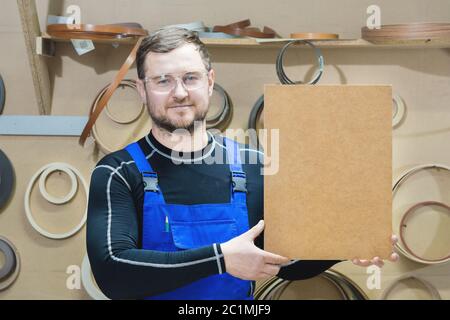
[148,70,204,77]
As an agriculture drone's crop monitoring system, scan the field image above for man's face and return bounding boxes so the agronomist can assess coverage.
[137,43,214,133]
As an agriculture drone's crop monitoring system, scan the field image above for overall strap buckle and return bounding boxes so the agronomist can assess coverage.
[142,172,159,192]
[231,171,247,193]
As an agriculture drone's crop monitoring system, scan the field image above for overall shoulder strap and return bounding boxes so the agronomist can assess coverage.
[223,138,248,204]
[125,142,153,172]
[125,142,162,196]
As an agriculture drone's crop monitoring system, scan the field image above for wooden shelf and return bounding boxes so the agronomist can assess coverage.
[23,0,450,117]
[40,32,450,49]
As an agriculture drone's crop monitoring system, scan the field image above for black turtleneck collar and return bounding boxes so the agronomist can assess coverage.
[143,129,216,161]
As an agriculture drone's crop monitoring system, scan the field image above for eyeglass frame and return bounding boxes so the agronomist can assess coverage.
[142,69,212,94]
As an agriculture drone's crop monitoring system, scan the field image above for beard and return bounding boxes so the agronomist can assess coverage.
[148,103,208,134]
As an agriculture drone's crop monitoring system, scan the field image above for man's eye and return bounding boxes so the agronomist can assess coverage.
[184,74,199,82]
[156,78,170,85]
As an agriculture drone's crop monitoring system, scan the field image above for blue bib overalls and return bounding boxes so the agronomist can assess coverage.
[125,137,253,300]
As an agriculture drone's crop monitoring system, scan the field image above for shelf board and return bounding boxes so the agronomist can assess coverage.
[40,32,450,49]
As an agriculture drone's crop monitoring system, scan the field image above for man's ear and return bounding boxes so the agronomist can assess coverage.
[208,69,215,97]
[136,78,148,105]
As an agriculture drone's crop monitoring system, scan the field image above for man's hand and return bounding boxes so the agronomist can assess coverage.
[221,220,290,281]
[352,235,400,268]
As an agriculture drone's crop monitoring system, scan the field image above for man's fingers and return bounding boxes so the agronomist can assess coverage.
[244,220,265,241]
[391,235,398,245]
[389,252,399,262]
[353,254,398,267]
[371,257,384,268]
[262,250,290,265]
[352,259,371,267]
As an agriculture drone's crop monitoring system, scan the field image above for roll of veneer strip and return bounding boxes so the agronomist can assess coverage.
[0,149,15,211]
[212,19,278,38]
[269,273,347,300]
[24,162,88,239]
[247,95,264,150]
[0,236,20,291]
[361,22,450,43]
[38,164,78,205]
[290,32,339,40]
[326,269,369,300]
[206,83,232,130]
[0,74,5,114]
[399,201,450,263]
[254,269,368,300]
[91,79,147,154]
[380,274,441,300]
[392,94,406,128]
[392,164,450,264]
[254,276,285,300]
[48,23,149,146]
[276,40,324,85]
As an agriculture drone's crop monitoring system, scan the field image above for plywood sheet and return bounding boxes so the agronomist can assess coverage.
[264,85,392,260]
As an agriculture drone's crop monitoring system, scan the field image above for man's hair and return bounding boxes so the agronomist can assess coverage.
[136,27,211,79]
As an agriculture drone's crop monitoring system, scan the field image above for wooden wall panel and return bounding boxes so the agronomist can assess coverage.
[0,0,449,299]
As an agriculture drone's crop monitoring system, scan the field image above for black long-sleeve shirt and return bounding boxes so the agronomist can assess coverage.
[86,130,340,299]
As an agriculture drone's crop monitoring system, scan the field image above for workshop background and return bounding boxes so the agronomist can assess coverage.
[0,0,450,299]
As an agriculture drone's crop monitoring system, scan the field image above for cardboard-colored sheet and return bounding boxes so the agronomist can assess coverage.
[264,85,392,260]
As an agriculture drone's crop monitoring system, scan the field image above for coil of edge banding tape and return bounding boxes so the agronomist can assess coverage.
[399,201,450,264]
[266,272,348,300]
[276,39,324,85]
[254,269,367,300]
[206,83,232,130]
[81,254,109,300]
[0,236,20,291]
[91,80,147,154]
[380,274,441,300]
[392,164,450,264]
[290,32,339,40]
[103,80,145,125]
[392,94,405,128]
[0,74,5,114]
[38,164,78,205]
[326,269,368,300]
[247,95,264,149]
[24,162,88,239]
[0,149,15,211]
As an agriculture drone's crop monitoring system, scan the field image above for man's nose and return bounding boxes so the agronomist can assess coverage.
[172,78,188,100]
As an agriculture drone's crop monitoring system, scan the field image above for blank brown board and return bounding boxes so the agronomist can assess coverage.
[264,85,392,260]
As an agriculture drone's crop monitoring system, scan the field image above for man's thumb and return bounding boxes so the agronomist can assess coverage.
[244,220,265,240]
